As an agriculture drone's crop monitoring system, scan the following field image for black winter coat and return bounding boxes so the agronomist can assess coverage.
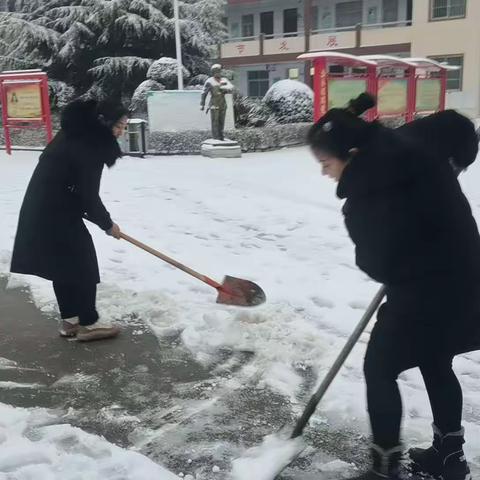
[339,123,480,354]
[11,100,122,284]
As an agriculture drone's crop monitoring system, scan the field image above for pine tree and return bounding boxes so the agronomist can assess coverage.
[0,0,225,98]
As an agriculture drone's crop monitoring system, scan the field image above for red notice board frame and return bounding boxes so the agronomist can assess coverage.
[0,69,53,155]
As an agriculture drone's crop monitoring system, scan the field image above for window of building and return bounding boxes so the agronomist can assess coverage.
[242,14,254,38]
[283,8,298,37]
[311,5,320,31]
[383,0,399,23]
[431,0,466,20]
[321,7,333,29]
[260,11,274,38]
[429,55,464,90]
[335,1,363,29]
[248,71,270,97]
[230,22,240,38]
[367,6,379,24]
[288,68,300,80]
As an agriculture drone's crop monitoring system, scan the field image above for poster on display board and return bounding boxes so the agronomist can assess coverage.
[377,78,408,116]
[416,79,441,112]
[0,70,52,154]
[328,79,368,109]
[4,81,43,119]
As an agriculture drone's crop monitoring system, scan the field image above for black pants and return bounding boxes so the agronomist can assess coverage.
[364,304,463,449]
[53,282,99,326]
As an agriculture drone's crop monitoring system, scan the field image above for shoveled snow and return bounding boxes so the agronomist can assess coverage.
[0,402,179,479]
[1,147,480,475]
[231,434,305,480]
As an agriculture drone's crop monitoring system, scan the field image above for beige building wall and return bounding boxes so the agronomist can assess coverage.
[410,0,480,118]
[221,1,480,117]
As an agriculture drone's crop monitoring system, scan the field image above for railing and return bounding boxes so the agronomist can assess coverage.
[311,19,411,35]
[225,19,411,43]
[220,19,413,58]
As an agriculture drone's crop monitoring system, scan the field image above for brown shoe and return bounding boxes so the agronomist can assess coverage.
[76,321,120,342]
[59,318,80,338]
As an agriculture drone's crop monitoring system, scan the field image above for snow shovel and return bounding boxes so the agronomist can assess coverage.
[120,232,266,307]
[232,286,386,479]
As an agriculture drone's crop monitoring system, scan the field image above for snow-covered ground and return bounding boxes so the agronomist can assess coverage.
[0,403,179,480]
[1,147,480,477]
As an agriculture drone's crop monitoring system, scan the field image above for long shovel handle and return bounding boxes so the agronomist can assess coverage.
[291,285,386,438]
[120,232,221,289]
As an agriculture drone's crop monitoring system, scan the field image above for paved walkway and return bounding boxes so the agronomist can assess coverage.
[0,277,372,479]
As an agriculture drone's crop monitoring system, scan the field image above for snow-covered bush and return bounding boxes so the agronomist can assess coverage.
[189,74,209,87]
[234,93,272,127]
[130,79,165,112]
[263,80,313,124]
[147,57,191,89]
[49,80,76,110]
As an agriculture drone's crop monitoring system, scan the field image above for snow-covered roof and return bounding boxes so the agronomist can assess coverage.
[297,51,377,67]
[359,55,417,68]
[406,58,461,71]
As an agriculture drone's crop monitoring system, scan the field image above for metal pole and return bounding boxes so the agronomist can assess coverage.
[173,0,184,90]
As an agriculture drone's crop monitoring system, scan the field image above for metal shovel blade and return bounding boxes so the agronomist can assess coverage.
[216,276,266,307]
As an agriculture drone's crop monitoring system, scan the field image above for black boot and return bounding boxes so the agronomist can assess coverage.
[409,425,471,480]
[349,444,405,479]
[409,423,442,478]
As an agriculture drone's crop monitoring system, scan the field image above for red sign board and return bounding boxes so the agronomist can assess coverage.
[0,70,53,155]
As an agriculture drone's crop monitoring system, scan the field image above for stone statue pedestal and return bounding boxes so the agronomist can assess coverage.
[201,138,242,158]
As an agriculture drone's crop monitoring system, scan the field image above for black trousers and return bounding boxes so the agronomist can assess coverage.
[53,282,99,326]
[364,304,463,449]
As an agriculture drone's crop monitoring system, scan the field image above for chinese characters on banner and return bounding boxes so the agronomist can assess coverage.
[326,36,339,48]
[236,44,245,55]
[319,68,328,116]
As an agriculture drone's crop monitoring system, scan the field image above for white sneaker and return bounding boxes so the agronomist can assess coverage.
[76,320,120,342]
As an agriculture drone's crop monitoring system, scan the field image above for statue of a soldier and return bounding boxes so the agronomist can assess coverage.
[200,64,233,141]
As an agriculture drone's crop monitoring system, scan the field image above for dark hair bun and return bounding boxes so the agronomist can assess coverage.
[348,93,376,116]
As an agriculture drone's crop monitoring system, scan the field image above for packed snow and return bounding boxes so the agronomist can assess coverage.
[231,434,305,480]
[1,147,480,477]
[0,403,179,480]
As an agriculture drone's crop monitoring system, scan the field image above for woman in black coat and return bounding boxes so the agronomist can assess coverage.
[308,100,480,480]
[11,99,128,342]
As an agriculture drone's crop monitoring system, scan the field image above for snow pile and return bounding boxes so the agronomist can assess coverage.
[263,80,314,124]
[147,57,191,89]
[0,402,179,479]
[131,79,165,112]
[231,434,305,480]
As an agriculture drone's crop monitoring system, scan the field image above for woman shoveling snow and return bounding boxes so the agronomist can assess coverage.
[11,99,128,342]
[308,97,480,479]
[232,95,480,480]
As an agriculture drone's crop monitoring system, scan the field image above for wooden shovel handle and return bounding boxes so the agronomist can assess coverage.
[120,232,221,289]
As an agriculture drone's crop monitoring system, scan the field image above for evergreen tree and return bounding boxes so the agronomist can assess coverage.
[0,0,225,98]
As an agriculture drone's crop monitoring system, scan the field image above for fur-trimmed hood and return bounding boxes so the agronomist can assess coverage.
[60,99,122,167]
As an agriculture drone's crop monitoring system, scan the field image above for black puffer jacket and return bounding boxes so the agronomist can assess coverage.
[339,122,480,285]
[338,122,480,353]
[11,100,122,284]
